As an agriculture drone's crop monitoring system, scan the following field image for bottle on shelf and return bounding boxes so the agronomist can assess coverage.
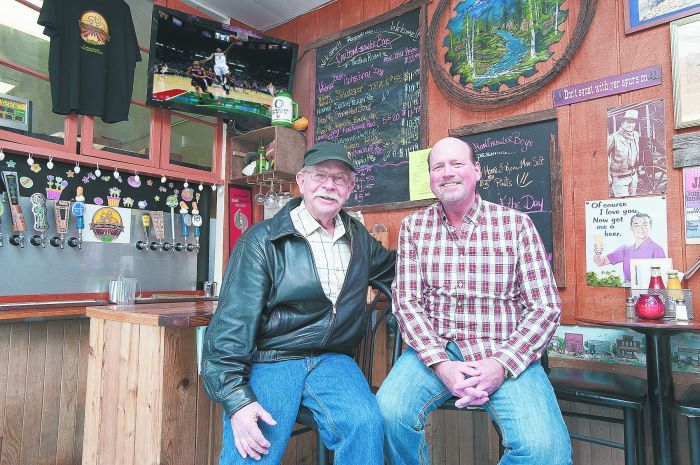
[635,266,665,319]
[667,270,683,301]
[256,140,268,173]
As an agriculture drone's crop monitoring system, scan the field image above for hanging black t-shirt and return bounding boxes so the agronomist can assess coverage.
[38,0,141,123]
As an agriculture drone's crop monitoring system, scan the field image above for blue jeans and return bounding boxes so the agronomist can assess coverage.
[376,342,572,465]
[219,352,384,464]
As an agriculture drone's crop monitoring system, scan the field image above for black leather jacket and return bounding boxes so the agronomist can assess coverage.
[202,197,396,416]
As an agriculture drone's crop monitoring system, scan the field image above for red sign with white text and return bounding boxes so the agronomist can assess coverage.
[228,185,252,253]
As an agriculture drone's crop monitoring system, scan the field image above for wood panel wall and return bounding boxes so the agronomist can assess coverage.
[266,0,700,464]
[81,319,223,465]
[0,319,89,465]
[269,0,698,324]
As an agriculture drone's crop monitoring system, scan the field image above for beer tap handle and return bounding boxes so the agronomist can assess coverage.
[192,213,202,252]
[30,193,48,247]
[150,211,165,252]
[2,171,26,248]
[136,213,150,251]
[51,200,71,248]
[166,195,178,251]
[68,201,85,249]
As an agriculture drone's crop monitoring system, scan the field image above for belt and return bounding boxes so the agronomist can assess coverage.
[611,170,636,178]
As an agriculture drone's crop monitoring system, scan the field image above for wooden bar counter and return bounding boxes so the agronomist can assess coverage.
[82,301,223,465]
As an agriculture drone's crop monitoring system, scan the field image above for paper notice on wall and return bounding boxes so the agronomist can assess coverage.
[683,167,700,244]
[409,148,435,201]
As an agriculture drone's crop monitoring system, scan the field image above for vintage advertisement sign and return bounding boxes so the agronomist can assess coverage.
[553,65,662,107]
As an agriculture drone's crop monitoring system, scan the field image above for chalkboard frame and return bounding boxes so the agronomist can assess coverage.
[306,0,430,212]
[449,108,566,287]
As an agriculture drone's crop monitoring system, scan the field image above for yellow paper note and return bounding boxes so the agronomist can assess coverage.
[409,148,435,201]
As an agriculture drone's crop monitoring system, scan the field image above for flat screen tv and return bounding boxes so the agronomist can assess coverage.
[146,6,298,129]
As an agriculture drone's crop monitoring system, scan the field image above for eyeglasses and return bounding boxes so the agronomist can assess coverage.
[306,170,353,187]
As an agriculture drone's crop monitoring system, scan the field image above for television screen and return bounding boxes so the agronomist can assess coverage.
[146,6,298,129]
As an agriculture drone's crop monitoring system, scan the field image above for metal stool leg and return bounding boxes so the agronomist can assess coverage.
[316,428,330,465]
[689,416,700,465]
[636,408,646,465]
[623,408,638,465]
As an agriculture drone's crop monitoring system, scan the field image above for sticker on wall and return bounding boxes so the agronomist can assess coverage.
[127,176,141,188]
[84,204,132,244]
[19,176,33,189]
[46,176,68,200]
[107,187,121,207]
[30,164,41,173]
[5,160,16,168]
[123,197,134,208]
[181,188,194,201]
[585,196,668,287]
[138,200,148,209]
[94,197,104,205]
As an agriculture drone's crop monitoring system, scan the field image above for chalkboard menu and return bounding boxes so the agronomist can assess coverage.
[314,8,421,207]
[451,111,563,283]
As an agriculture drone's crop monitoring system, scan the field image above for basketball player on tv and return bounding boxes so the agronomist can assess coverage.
[202,40,236,94]
[186,61,213,103]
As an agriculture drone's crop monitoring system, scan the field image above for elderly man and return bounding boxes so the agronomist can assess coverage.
[202,142,395,464]
[608,109,641,197]
[377,137,571,465]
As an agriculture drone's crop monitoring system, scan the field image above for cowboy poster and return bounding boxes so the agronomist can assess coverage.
[606,99,667,198]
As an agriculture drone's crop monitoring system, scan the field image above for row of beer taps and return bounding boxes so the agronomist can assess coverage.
[0,171,202,253]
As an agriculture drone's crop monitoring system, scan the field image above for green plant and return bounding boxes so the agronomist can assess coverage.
[586,270,624,287]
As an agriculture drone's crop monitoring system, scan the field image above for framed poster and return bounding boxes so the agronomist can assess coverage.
[671,14,700,129]
[625,0,700,34]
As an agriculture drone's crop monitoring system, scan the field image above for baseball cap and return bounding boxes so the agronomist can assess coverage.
[302,142,357,172]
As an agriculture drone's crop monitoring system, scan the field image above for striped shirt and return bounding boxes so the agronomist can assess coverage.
[392,194,561,377]
[290,202,351,305]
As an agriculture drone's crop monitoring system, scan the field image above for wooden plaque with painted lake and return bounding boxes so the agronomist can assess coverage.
[314,8,421,207]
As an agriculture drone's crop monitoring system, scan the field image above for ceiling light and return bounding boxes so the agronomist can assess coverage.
[2,2,49,42]
[0,81,16,94]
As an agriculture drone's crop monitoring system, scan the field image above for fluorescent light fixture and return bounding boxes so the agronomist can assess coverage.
[1,1,49,42]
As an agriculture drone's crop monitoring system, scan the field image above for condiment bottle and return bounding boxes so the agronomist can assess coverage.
[625,296,636,319]
[667,270,683,301]
[636,266,665,319]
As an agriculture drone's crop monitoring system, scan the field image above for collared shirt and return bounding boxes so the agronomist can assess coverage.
[607,237,666,282]
[392,194,561,377]
[290,201,351,305]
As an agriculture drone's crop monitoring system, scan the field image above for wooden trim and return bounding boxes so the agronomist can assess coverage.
[419,3,428,149]
[449,108,559,136]
[303,0,427,51]
[0,290,201,304]
[672,131,700,168]
[80,115,160,168]
[346,198,435,213]
[0,131,74,156]
[0,307,86,321]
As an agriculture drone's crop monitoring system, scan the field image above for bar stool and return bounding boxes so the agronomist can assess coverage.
[293,280,394,465]
[548,363,647,465]
[675,384,700,465]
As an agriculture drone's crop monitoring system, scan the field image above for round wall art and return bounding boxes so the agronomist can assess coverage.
[428,0,597,110]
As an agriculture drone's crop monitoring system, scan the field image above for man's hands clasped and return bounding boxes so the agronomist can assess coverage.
[432,357,507,408]
[230,402,277,461]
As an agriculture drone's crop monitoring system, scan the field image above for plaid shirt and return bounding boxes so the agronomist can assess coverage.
[392,194,561,378]
[290,201,351,305]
